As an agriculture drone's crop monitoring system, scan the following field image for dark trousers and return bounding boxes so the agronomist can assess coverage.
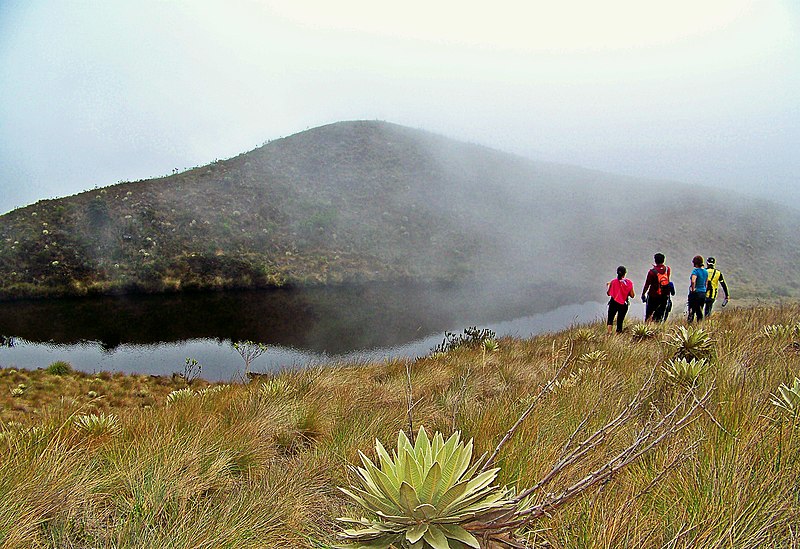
[704,297,715,317]
[645,294,669,322]
[688,291,705,322]
[664,297,673,321]
[607,299,629,333]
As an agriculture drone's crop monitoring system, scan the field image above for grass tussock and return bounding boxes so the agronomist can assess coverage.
[1,303,800,547]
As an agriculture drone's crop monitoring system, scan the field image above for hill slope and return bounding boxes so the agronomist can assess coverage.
[0,120,798,300]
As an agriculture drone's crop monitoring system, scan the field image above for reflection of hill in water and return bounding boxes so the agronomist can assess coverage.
[0,282,585,354]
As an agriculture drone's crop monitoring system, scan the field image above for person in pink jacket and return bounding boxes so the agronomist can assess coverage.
[606,265,635,334]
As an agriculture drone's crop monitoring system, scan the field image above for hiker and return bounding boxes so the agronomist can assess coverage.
[641,253,671,322]
[704,257,730,317]
[606,265,635,334]
[687,255,708,323]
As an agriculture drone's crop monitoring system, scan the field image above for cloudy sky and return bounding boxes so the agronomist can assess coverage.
[1,0,798,215]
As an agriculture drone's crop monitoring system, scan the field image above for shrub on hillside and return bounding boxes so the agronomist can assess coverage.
[432,327,496,354]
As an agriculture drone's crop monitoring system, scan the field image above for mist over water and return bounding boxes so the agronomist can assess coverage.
[0,284,615,381]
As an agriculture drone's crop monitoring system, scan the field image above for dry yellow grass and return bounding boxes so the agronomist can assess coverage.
[1,302,799,547]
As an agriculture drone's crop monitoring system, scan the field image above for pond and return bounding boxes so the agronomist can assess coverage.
[0,283,627,381]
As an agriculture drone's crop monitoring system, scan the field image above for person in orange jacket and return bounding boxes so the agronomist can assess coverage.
[641,253,671,322]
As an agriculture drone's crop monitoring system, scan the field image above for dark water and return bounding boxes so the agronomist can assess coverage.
[0,283,620,381]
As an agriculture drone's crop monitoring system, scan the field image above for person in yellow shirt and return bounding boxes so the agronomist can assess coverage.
[704,257,730,317]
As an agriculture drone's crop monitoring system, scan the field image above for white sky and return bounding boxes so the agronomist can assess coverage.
[1,0,798,214]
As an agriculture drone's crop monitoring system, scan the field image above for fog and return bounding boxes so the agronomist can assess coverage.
[1,1,798,215]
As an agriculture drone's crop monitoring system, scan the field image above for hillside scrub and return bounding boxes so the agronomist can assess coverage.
[1,121,799,301]
[1,303,799,547]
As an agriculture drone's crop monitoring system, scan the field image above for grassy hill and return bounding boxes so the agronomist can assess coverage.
[0,120,798,300]
[1,304,799,547]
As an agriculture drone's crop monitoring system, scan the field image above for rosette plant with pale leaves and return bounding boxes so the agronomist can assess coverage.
[338,427,514,549]
[771,377,800,418]
[73,413,120,436]
[667,326,716,362]
[165,387,195,405]
[663,357,709,387]
[631,323,656,341]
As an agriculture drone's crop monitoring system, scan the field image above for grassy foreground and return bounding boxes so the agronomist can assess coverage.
[1,304,800,548]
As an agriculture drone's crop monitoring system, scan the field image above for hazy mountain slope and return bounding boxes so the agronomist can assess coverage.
[0,120,797,300]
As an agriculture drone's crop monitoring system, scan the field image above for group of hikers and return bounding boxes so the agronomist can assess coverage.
[605,253,731,334]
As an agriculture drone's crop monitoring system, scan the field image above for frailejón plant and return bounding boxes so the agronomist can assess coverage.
[771,377,800,418]
[667,326,715,362]
[338,427,513,548]
[631,323,656,341]
[233,340,268,374]
[166,387,196,405]
[762,323,800,339]
[258,378,293,399]
[198,384,230,396]
[571,328,597,343]
[663,357,708,387]
[577,350,607,367]
[481,339,499,354]
[74,413,120,436]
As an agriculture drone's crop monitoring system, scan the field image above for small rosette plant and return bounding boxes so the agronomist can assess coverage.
[74,413,120,436]
[663,357,709,387]
[667,326,716,362]
[771,377,800,418]
[631,324,656,341]
[338,427,514,549]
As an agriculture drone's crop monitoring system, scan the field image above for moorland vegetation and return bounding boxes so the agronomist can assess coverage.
[1,303,799,547]
[1,121,799,301]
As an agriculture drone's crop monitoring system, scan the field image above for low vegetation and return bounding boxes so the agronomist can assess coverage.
[1,303,799,547]
[1,121,798,301]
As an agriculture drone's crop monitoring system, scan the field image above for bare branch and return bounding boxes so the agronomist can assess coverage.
[470,384,713,537]
[405,362,415,445]
[691,386,735,438]
[513,370,656,502]
[513,385,712,524]
[559,411,592,459]
[482,341,573,472]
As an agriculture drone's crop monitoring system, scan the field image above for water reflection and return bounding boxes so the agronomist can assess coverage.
[0,283,613,380]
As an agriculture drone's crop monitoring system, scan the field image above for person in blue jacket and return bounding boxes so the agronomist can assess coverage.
[687,255,708,323]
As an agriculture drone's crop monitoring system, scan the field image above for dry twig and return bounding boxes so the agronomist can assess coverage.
[405,362,415,445]
[482,341,573,472]
[468,383,714,541]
